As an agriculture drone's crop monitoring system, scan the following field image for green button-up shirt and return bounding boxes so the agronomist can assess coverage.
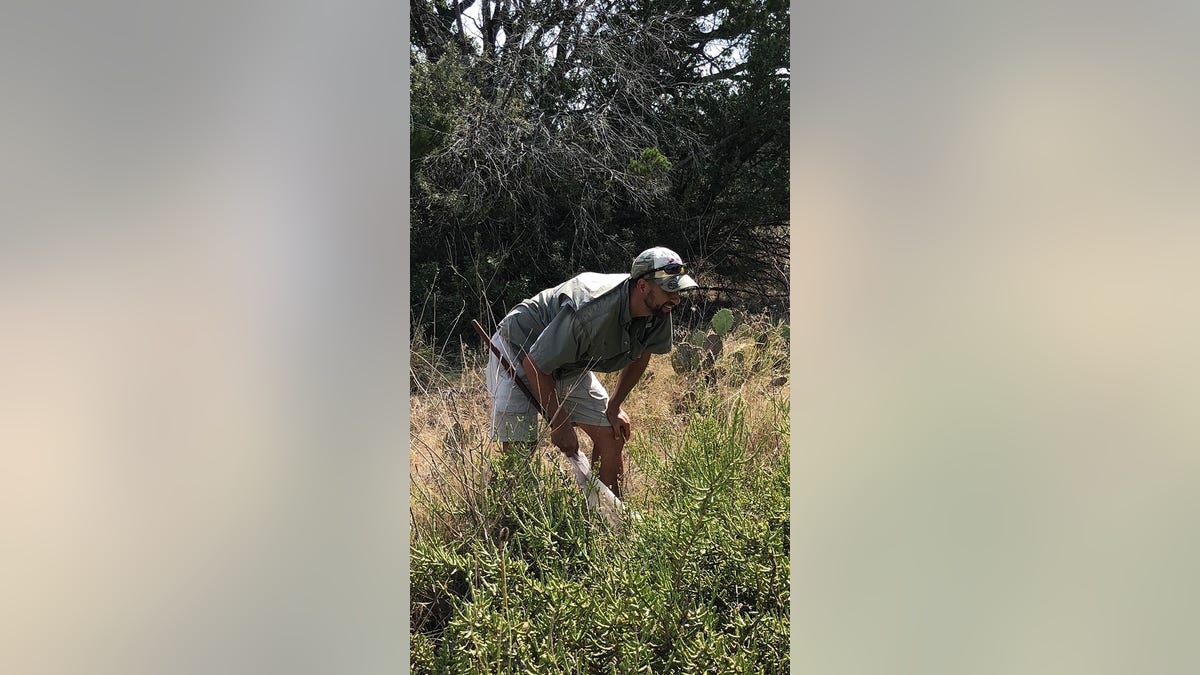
[498,273,673,375]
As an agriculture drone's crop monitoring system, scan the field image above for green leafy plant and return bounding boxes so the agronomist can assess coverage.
[410,318,791,673]
[711,308,734,337]
[628,147,673,178]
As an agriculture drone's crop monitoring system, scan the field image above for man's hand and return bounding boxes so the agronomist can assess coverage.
[551,421,580,456]
[606,353,648,443]
[606,405,632,442]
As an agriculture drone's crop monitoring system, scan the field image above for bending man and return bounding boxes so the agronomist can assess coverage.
[485,247,699,497]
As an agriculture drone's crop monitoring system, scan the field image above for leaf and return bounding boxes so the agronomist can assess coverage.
[711,309,734,337]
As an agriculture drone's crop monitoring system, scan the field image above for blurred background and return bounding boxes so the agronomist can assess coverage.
[2,0,1199,674]
[792,2,1200,674]
[1,1,407,673]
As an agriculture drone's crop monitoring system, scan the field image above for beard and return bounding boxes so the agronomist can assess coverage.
[644,295,676,317]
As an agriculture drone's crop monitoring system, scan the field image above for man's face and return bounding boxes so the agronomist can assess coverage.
[643,279,682,317]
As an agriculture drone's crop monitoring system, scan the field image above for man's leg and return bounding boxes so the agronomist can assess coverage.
[576,423,625,498]
[554,370,620,495]
[501,440,537,456]
[495,410,537,456]
[487,332,539,451]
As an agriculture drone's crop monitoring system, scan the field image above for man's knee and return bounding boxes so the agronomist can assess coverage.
[593,430,625,453]
[491,411,538,446]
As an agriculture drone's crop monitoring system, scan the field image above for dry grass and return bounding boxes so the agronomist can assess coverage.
[409,314,790,528]
[410,313,791,672]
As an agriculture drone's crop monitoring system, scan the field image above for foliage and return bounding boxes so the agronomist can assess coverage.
[411,407,788,673]
[410,0,789,361]
[711,307,734,337]
[411,316,791,673]
[628,147,673,177]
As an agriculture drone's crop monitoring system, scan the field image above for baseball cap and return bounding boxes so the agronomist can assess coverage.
[630,247,699,292]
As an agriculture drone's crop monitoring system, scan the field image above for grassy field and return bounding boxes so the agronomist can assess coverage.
[410,315,790,673]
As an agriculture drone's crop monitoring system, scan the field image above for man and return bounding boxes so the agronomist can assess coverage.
[485,246,699,497]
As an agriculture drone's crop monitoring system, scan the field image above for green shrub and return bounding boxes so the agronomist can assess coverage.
[411,401,789,673]
[411,316,790,673]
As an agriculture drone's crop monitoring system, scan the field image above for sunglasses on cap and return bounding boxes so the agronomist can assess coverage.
[641,262,688,279]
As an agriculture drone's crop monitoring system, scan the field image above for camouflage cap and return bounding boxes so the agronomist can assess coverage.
[630,247,699,292]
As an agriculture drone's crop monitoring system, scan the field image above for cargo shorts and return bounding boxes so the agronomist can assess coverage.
[486,332,611,443]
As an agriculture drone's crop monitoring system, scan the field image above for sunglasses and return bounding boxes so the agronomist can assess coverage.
[653,263,688,276]
[636,263,689,282]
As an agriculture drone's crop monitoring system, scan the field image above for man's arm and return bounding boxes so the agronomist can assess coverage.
[609,351,651,412]
[605,351,652,440]
[523,353,580,455]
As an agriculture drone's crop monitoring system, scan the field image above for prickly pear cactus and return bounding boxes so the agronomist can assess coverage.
[711,308,734,337]
[703,332,724,359]
[670,342,701,373]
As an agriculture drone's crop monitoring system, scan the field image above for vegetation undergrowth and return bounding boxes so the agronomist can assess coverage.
[411,313,790,674]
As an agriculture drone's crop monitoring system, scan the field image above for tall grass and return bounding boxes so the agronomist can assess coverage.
[410,315,790,673]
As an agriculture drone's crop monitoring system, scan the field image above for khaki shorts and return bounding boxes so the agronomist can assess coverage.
[486,332,611,442]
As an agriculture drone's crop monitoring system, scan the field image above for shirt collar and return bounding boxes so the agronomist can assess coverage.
[619,277,633,327]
